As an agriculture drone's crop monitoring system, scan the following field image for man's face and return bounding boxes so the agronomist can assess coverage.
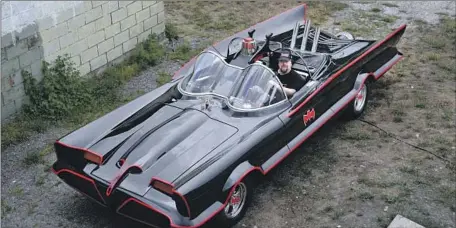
[278,59,291,73]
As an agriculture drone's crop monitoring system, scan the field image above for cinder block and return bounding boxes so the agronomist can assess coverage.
[67,14,85,31]
[36,16,55,31]
[1,101,16,119]
[59,32,77,49]
[5,39,29,60]
[1,76,13,92]
[42,38,60,58]
[56,8,75,23]
[105,22,121,39]
[111,8,127,24]
[19,47,42,68]
[95,15,112,31]
[1,33,15,49]
[3,71,23,90]
[127,1,142,16]
[121,15,136,31]
[78,62,91,76]
[136,8,150,23]
[98,38,114,54]
[143,15,158,31]
[78,21,96,40]
[3,82,26,105]
[102,1,119,15]
[114,30,130,47]
[149,2,160,16]
[119,1,133,8]
[30,60,43,81]
[90,54,107,70]
[130,22,143,38]
[1,58,20,76]
[66,38,89,56]
[107,45,123,62]
[142,1,157,9]
[75,1,93,16]
[87,30,106,48]
[16,24,39,42]
[152,22,165,35]
[123,37,138,53]
[1,48,7,63]
[156,1,164,14]
[86,6,103,24]
[138,28,151,43]
[157,11,165,24]
[70,55,81,66]
[92,1,107,8]
[81,46,98,63]
[41,22,69,42]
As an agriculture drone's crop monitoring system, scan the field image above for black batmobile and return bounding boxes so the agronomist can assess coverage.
[52,3,406,228]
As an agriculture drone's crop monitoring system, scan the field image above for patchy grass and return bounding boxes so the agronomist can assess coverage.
[164,1,347,41]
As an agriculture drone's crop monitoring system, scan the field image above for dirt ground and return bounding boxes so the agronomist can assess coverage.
[1,1,455,228]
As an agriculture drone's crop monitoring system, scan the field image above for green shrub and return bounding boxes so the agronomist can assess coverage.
[23,55,91,119]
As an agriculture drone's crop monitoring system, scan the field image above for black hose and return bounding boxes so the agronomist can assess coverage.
[356,118,453,165]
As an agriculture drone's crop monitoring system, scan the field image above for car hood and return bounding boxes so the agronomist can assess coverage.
[90,104,238,196]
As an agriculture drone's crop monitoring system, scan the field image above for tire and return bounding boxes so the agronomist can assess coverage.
[215,177,254,228]
[335,31,355,40]
[343,81,370,119]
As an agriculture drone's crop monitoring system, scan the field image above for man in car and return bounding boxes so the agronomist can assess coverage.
[276,49,308,97]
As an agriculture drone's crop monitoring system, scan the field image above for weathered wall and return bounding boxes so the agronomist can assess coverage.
[1,1,165,121]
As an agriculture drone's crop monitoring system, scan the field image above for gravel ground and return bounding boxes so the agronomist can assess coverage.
[1,1,455,228]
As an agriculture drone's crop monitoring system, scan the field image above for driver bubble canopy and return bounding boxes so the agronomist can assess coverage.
[178,51,287,110]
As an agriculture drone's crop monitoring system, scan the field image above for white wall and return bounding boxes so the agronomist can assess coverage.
[2,1,84,37]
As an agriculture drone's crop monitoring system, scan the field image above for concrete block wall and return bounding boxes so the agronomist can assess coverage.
[1,1,166,121]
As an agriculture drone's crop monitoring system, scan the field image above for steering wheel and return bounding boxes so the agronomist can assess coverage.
[283,47,312,78]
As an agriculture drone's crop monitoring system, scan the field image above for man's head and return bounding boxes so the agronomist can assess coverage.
[278,49,292,74]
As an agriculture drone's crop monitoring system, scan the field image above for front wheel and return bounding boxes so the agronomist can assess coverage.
[343,81,370,119]
[215,178,253,227]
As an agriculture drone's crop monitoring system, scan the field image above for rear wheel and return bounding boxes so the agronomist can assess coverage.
[215,177,253,227]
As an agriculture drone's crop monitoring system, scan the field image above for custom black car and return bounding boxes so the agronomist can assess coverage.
[51,3,406,228]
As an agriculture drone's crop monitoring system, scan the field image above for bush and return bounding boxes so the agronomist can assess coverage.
[23,55,91,119]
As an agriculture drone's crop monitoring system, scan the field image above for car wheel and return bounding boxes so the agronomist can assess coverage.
[216,177,253,227]
[343,81,370,119]
[335,31,355,40]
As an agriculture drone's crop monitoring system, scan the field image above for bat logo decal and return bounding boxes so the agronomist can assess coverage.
[303,108,315,126]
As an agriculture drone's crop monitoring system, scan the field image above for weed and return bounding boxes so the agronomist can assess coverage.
[382,3,398,7]
[165,22,179,41]
[23,152,45,167]
[359,191,374,201]
[131,34,166,69]
[371,7,381,13]
[169,42,201,61]
[1,199,13,218]
[415,103,426,109]
[426,52,441,61]
[156,71,172,86]
[10,186,23,196]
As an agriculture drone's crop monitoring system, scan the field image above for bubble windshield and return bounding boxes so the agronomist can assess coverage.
[179,51,287,110]
[180,52,243,97]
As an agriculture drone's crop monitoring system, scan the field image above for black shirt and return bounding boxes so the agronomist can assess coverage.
[277,70,307,91]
